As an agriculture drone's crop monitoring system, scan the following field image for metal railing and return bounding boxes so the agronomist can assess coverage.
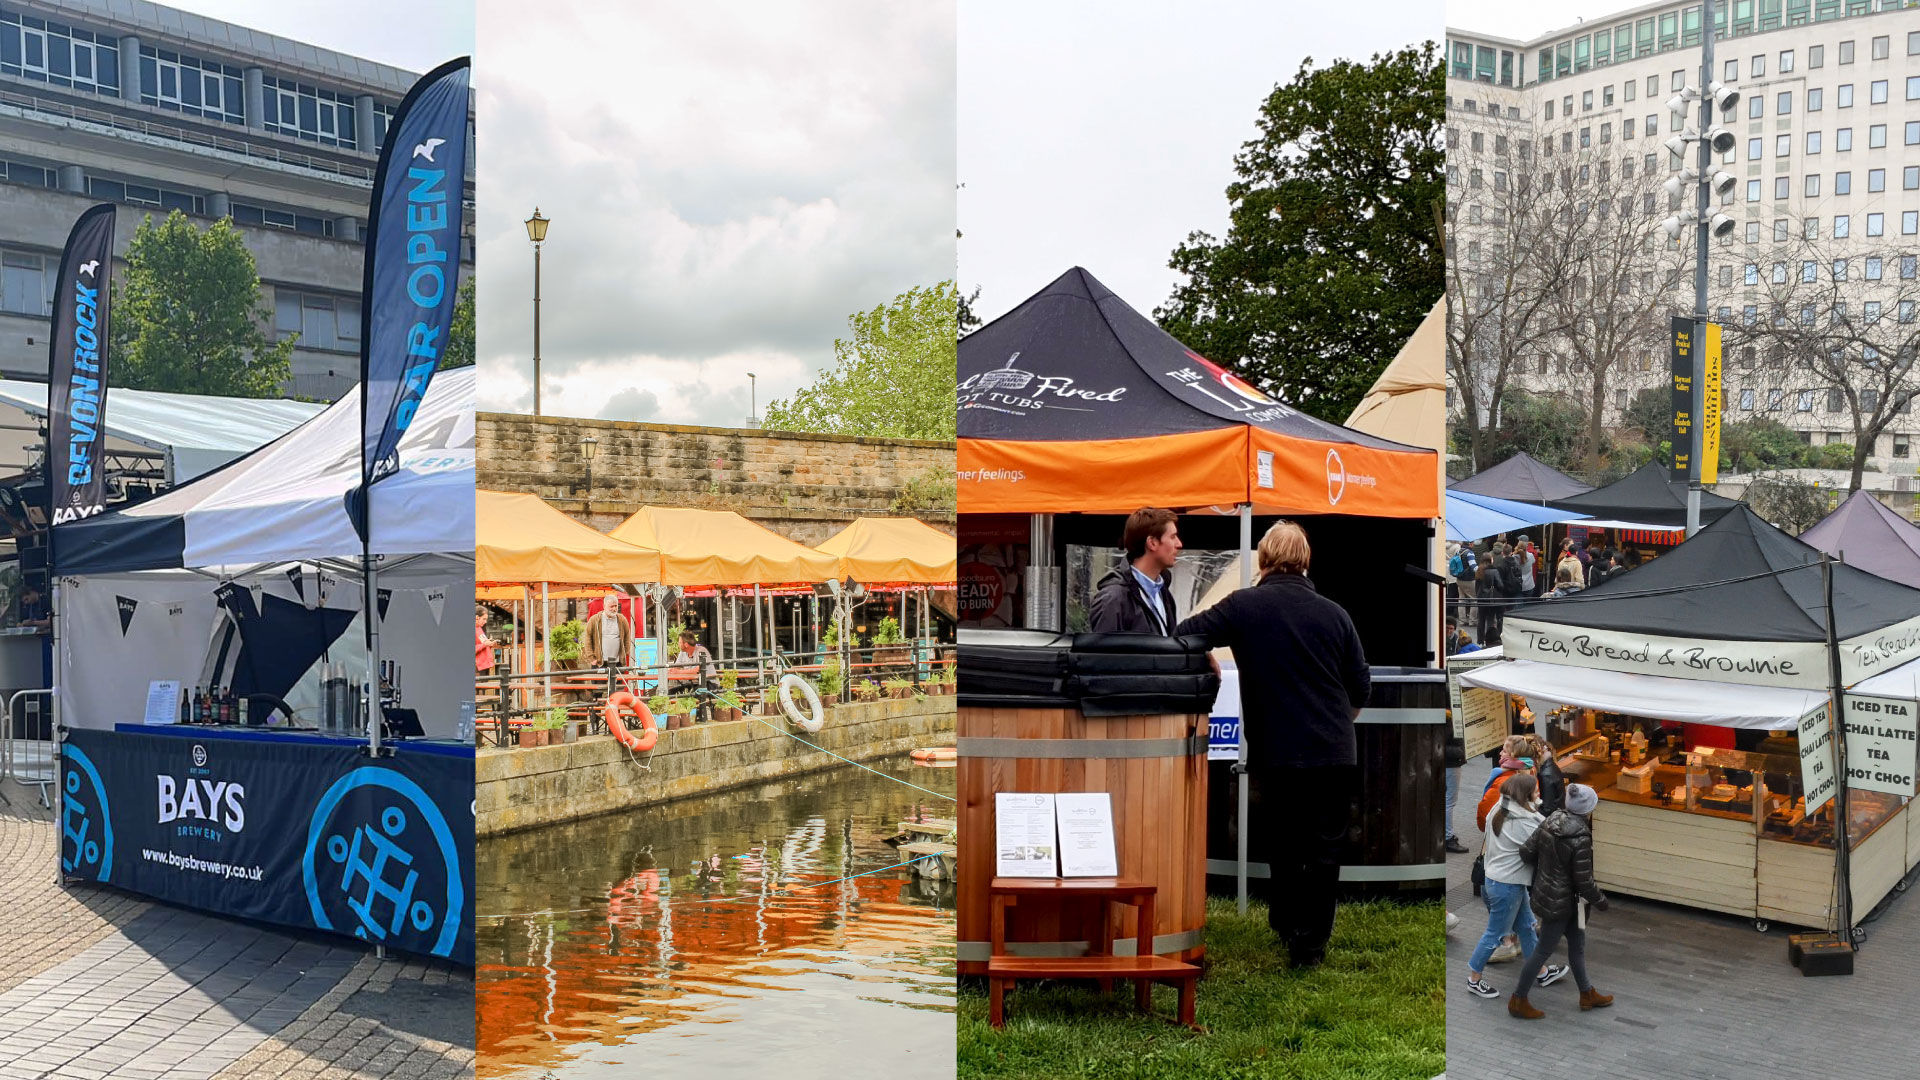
[473,642,958,748]
[0,85,376,183]
[3,689,53,807]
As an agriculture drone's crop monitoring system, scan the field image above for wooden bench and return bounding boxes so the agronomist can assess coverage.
[987,876,1200,1030]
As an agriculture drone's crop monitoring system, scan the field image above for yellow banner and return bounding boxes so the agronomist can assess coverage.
[1701,322,1722,484]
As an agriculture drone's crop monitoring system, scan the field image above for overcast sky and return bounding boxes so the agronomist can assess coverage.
[959,0,1442,326]
[172,1,472,75]
[1447,1,1636,42]
[472,1,956,427]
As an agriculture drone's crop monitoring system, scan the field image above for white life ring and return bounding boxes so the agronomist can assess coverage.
[778,673,825,733]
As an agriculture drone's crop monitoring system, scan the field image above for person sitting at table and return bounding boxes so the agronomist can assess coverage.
[673,629,717,693]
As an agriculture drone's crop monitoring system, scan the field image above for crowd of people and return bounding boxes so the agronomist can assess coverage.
[1455,734,1614,1019]
[1445,534,1642,644]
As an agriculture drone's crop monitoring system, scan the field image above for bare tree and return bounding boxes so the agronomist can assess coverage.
[1445,107,1572,472]
[1447,109,1689,473]
[1731,234,1920,491]
[1536,137,1690,472]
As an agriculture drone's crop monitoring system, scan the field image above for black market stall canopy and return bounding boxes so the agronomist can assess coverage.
[1800,489,1920,590]
[1448,451,1592,504]
[1547,461,1740,529]
[956,267,1438,517]
[1503,503,1920,689]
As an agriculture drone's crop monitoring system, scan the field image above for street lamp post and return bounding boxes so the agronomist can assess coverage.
[747,371,758,427]
[525,208,550,417]
[1688,2,1716,537]
[580,434,598,517]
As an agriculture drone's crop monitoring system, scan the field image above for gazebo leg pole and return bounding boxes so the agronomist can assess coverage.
[1238,502,1253,917]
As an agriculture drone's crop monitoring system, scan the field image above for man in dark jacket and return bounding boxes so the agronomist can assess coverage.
[1511,783,1612,1018]
[1174,520,1369,968]
[1088,507,1182,635]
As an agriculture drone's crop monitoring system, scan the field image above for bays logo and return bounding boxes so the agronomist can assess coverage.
[303,767,465,959]
[61,745,113,882]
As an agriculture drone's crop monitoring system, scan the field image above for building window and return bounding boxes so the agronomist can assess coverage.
[1837,127,1854,151]
[1777,134,1792,157]
[1809,88,1824,112]
[273,290,361,352]
[1807,130,1822,154]
[1871,80,1889,105]
[1870,168,1887,192]
[1839,84,1855,108]
[0,250,51,317]
[1870,124,1887,149]
[261,76,362,150]
[1745,263,1760,285]
[1768,389,1786,411]
[86,176,203,216]
[1747,178,1761,202]
[1840,40,1856,65]
[1868,257,1884,281]
[1741,388,1756,410]
[1806,174,1821,197]
[137,47,243,125]
[1780,50,1795,74]
[1866,301,1882,324]
[1835,215,1850,238]
[1905,211,1919,235]
[1906,256,1919,280]
[1809,45,1824,69]
[1778,91,1793,115]
[1749,95,1765,120]
[1829,388,1845,413]
[1797,391,1814,412]
[1867,212,1884,237]
[1837,171,1852,194]
[1873,36,1890,61]
[1775,176,1790,200]
[1802,260,1817,282]
[0,12,120,95]
[1897,435,1911,459]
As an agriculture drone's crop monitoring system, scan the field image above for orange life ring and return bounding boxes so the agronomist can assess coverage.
[605,691,658,752]
[910,747,957,762]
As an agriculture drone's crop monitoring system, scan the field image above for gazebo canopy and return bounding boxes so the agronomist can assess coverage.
[1800,489,1920,590]
[958,267,1438,517]
[1504,504,1920,689]
[476,490,661,584]
[1449,450,1592,504]
[1546,461,1739,528]
[610,506,838,586]
[815,517,955,584]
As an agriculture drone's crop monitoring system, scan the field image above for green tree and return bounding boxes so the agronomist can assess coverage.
[1622,387,1673,457]
[441,273,475,370]
[1744,472,1837,534]
[1448,390,1593,478]
[1157,44,1444,422]
[1721,417,1811,473]
[111,212,293,397]
[764,281,958,440]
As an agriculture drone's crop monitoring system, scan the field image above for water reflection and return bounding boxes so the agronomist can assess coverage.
[477,757,956,1079]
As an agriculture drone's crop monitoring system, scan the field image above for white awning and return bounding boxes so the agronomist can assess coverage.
[0,379,321,483]
[1457,657,1826,730]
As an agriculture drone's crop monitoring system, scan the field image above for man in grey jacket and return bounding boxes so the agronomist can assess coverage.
[1088,507,1182,635]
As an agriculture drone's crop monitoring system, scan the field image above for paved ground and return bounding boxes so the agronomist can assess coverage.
[0,792,472,1078]
[1445,773,1920,1080]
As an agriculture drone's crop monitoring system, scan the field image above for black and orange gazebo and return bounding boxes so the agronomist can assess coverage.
[958,267,1439,518]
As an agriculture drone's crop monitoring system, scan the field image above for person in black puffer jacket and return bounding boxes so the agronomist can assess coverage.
[1508,783,1612,1019]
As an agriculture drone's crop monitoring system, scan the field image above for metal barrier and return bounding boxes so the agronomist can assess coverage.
[3,690,54,807]
[474,642,957,747]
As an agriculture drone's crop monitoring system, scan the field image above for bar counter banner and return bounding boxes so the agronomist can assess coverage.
[59,728,473,964]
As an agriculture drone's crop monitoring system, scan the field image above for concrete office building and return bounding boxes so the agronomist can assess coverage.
[0,0,473,400]
[1448,1,1920,474]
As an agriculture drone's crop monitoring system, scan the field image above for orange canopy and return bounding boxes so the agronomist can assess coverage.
[476,490,662,584]
[610,506,839,586]
[814,518,956,584]
[957,268,1438,518]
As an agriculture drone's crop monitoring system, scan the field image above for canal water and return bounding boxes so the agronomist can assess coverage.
[476,756,956,1079]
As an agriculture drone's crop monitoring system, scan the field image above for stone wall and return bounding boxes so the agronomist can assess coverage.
[477,413,954,543]
[476,696,956,835]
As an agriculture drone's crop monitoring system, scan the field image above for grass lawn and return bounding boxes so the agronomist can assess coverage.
[957,898,1444,1079]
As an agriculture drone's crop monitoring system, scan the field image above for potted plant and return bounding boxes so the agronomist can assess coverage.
[854,678,882,703]
[647,692,672,731]
[672,696,698,726]
[883,676,914,700]
[549,620,585,670]
[817,659,845,702]
[713,688,746,722]
[516,718,539,748]
[869,617,909,668]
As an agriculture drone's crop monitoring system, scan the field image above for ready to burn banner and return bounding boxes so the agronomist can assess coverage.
[59,727,473,964]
